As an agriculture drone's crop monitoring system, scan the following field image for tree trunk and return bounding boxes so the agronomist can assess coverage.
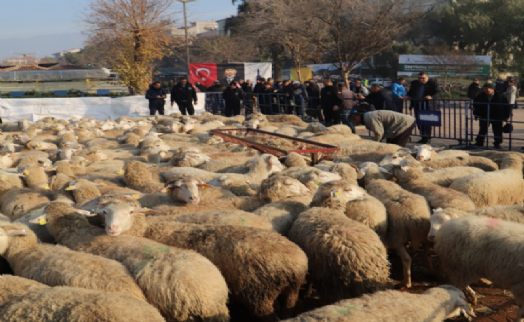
[342,69,350,88]
[271,47,282,81]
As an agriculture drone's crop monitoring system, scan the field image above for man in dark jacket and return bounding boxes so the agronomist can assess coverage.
[286,81,309,115]
[473,83,511,149]
[170,77,198,115]
[357,84,392,110]
[467,79,482,100]
[222,82,244,117]
[206,80,226,114]
[242,79,254,115]
[321,79,343,126]
[407,72,440,144]
[195,81,207,93]
[145,81,167,115]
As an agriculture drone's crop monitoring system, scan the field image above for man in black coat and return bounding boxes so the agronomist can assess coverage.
[170,77,198,115]
[145,81,167,115]
[407,72,440,144]
[242,79,254,116]
[321,79,343,126]
[467,79,482,100]
[357,84,392,110]
[473,83,511,149]
[194,81,207,93]
[222,82,244,117]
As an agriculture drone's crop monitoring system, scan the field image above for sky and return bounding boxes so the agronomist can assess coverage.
[0,0,238,59]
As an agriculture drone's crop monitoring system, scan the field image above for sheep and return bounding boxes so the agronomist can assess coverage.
[199,156,254,173]
[157,177,267,215]
[19,164,49,189]
[0,152,13,168]
[185,120,225,134]
[0,221,146,301]
[428,205,524,242]
[314,161,358,184]
[365,178,432,288]
[25,140,58,151]
[102,202,308,321]
[65,179,102,206]
[413,144,469,161]
[433,215,524,318]
[288,207,390,304]
[420,153,498,171]
[0,275,165,322]
[1,188,53,221]
[39,202,230,322]
[449,154,524,208]
[172,151,212,168]
[171,209,274,230]
[283,285,475,322]
[123,161,164,193]
[281,166,342,194]
[282,152,308,167]
[310,179,388,242]
[395,160,476,211]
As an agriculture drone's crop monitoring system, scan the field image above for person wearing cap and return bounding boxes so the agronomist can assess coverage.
[473,83,511,149]
[286,81,309,115]
[348,110,416,147]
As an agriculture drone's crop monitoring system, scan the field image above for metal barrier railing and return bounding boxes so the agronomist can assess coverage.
[0,90,129,99]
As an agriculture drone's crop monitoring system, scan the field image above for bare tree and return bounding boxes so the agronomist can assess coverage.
[248,0,325,82]
[424,47,480,98]
[308,0,430,86]
[82,0,176,94]
[182,35,260,64]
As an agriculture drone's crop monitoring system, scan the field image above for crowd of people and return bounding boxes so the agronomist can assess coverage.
[145,72,519,149]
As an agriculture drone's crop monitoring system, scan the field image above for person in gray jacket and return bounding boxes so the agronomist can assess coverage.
[348,110,416,147]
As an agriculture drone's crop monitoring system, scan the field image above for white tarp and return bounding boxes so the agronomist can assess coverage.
[0,93,207,122]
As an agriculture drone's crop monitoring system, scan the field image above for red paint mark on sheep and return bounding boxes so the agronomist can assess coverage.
[486,218,501,230]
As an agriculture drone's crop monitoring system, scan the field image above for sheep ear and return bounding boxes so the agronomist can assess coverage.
[413,146,421,151]
[29,215,48,225]
[65,185,77,191]
[7,230,34,237]
[75,210,96,217]
[421,167,435,173]
[432,208,443,214]
[329,165,339,173]
[378,167,390,174]
[330,190,342,199]
[397,149,412,157]
[283,178,294,185]
[135,208,157,214]
[431,146,445,152]
[456,297,476,318]
[197,184,212,190]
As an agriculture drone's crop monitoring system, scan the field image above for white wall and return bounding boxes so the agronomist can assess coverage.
[0,93,207,122]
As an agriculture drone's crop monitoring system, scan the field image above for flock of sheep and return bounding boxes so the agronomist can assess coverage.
[0,111,522,322]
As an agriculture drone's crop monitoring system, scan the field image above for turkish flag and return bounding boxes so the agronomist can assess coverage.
[189,63,218,88]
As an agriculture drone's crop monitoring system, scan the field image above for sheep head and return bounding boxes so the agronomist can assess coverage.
[181,153,211,167]
[429,285,476,319]
[164,178,211,204]
[413,144,444,161]
[310,180,366,209]
[427,208,462,242]
[378,148,413,166]
[260,176,311,202]
[0,226,35,256]
[95,203,153,237]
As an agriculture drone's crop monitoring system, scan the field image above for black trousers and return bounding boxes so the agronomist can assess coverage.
[149,101,165,115]
[386,122,416,147]
[176,100,195,116]
[323,107,341,126]
[393,99,404,113]
[477,120,504,144]
[225,103,241,117]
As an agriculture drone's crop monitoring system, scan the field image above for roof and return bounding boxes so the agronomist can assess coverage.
[0,64,51,72]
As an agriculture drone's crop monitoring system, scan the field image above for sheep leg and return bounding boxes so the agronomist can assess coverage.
[464,286,477,306]
[424,242,435,276]
[394,246,412,288]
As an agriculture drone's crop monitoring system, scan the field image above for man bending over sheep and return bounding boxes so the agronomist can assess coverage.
[349,110,416,147]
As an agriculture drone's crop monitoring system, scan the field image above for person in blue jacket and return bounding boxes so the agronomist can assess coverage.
[145,81,166,115]
[391,78,407,113]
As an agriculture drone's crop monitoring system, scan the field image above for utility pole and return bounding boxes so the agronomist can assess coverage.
[177,0,196,74]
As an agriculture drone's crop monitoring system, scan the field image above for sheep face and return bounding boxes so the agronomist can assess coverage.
[0,152,13,169]
[436,286,477,319]
[0,227,34,256]
[261,177,311,201]
[304,171,340,186]
[100,203,138,236]
[56,149,74,161]
[428,208,452,242]
[329,184,366,204]
[183,153,212,167]
[378,148,412,166]
[267,156,284,174]
[166,178,205,204]
[413,145,445,161]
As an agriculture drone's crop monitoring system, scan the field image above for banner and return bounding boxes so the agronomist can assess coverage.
[244,63,272,84]
[290,67,313,81]
[189,63,218,88]
[398,55,491,77]
[190,63,272,89]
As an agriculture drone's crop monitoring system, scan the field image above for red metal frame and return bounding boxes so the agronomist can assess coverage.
[211,128,340,164]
